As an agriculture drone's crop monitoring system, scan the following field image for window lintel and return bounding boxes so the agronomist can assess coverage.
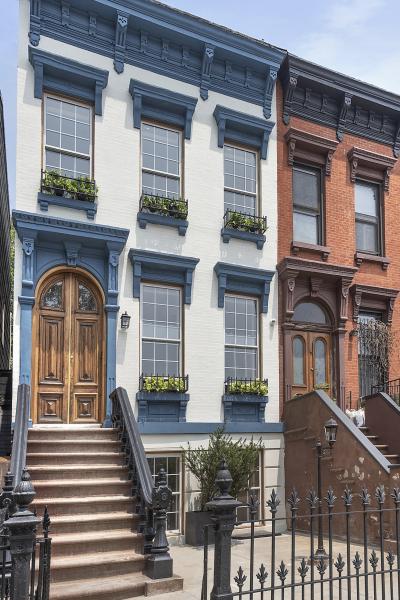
[285,128,338,176]
[348,147,396,192]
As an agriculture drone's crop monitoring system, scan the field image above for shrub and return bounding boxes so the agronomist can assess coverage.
[143,375,186,393]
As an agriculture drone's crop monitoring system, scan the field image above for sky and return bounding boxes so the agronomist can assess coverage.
[2,0,400,206]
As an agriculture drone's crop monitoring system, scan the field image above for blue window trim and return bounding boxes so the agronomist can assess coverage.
[223,394,268,423]
[137,212,188,236]
[136,391,189,423]
[37,192,97,220]
[129,249,199,305]
[221,227,266,249]
[129,80,198,140]
[214,262,274,313]
[28,47,109,116]
[213,105,275,160]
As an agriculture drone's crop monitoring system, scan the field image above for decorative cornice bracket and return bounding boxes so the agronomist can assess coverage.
[114,11,129,74]
[200,44,215,100]
[336,92,352,141]
[282,72,298,125]
[263,66,278,119]
[29,0,41,46]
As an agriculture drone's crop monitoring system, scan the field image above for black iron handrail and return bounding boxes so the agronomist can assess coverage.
[224,377,268,395]
[140,193,188,220]
[9,384,30,486]
[223,209,267,234]
[372,377,400,403]
[41,170,97,202]
[139,373,189,393]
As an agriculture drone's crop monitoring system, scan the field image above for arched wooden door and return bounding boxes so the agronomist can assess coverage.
[33,270,104,424]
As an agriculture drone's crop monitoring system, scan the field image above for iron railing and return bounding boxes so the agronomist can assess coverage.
[202,460,400,600]
[139,193,188,220]
[41,170,97,202]
[139,374,189,393]
[223,209,267,235]
[110,387,174,579]
[224,377,268,396]
[372,378,400,404]
[9,384,30,487]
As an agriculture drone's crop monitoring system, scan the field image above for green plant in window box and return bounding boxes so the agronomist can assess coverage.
[314,383,330,391]
[227,211,266,234]
[227,379,268,396]
[142,195,187,220]
[143,375,186,393]
[43,171,97,202]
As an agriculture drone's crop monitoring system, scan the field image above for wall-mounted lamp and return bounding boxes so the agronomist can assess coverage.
[120,311,131,330]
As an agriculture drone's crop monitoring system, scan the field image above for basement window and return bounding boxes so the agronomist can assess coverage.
[147,454,182,533]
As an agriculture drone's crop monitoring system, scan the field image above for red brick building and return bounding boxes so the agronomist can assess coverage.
[277,55,400,416]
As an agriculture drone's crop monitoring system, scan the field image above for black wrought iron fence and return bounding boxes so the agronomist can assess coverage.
[372,378,400,405]
[202,461,400,600]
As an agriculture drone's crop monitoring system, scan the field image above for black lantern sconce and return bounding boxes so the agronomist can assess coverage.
[120,311,131,330]
[324,418,338,448]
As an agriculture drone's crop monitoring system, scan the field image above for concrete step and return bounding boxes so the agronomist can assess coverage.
[28,428,118,441]
[48,512,139,535]
[50,529,143,557]
[27,452,126,466]
[27,440,121,453]
[32,479,132,499]
[33,495,135,516]
[49,574,147,600]
[48,550,146,583]
[29,465,129,481]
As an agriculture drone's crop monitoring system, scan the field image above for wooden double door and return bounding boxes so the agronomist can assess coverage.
[291,331,331,398]
[33,270,104,424]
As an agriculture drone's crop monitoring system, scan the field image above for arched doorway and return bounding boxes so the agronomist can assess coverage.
[32,268,105,424]
[290,301,332,398]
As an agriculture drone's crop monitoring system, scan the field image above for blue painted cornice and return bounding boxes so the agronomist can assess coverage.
[213,106,275,160]
[29,0,284,114]
[28,46,109,115]
[129,80,197,139]
[214,262,275,312]
[129,248,199,304]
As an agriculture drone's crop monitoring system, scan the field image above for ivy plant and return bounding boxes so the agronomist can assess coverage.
[226,379,268,396]
[143,376,186,393]
[183,428,263,510]
[42,170,97,202]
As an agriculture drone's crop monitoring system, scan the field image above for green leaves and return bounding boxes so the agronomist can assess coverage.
[143,376,186,393]
[42,170,97,202]
[142,194,188,219]
[226,379,268,396]
[183,428,263,510]
[226,210,267,234]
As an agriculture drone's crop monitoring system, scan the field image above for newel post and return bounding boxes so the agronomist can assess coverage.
[145,468,173,579]
[5,469,41,600]
[206,460,241,600]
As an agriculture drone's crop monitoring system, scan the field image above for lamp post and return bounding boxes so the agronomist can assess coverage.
[314,418,338,561]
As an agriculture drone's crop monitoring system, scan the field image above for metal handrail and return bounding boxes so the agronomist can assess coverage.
[9,384,30,486]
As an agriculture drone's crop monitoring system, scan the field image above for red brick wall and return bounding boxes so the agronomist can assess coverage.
[276,80,400,414]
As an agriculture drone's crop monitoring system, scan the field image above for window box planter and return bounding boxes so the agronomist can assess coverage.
[137,375,189,422]
[223,378,269,423]
[137,194,188,236]
[38,170,98,219]
[221,210,267,249]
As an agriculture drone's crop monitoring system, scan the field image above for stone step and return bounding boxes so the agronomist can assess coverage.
[48,550,146,583]
[29,465,129,481]
[50,529,143,558]
[32,479,132,499]
[48,512,139,535]
[27,439,121,453]
[27,452,126,466]
[28,428,118,441]
[33,495,135,517]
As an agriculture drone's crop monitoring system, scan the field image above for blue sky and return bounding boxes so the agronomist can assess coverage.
[2,0,400,206]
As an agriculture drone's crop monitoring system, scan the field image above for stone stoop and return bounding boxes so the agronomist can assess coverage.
[27,427,183,600]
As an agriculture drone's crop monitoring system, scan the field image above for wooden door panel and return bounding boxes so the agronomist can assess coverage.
[72,393,98,422]
[290,331,332,398]
[38,393,64,423]
[75,320,99,385]
[38,315,65,384]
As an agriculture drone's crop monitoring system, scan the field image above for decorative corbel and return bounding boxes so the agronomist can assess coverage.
[326,149,334,176]
[107,246,120,296]
[61,1,70,27]
[393,122,400,158]
[225,61,233,83]
[340,277,352,322]
[287,139,296,166]
[22,237,36,289]
[217,273,227,309]
[114,12,129,74]
[200,44,215,100]
[89,14,97,36]
[263,67,278,120]
[140,32,148,54]
[283,271,298,320]
[161,39,169,62]
[310,277,322,298]
[383,166,392,192]
[352,288,362,322]
[63,242,81,267]
[349,156,358,183]
[181,46,190,67]
[29,0,41,46]
[387,297,396,325]
[282,73,298,125]
[336,92,352,142]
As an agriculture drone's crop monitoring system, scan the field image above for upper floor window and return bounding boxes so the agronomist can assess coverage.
[141,284,182,377]
[355,181,381,255]
[224,146,257,215]
[44,96,92,179]
[141,123,181,199]
[225,295,258,381]
[293,165,322,245]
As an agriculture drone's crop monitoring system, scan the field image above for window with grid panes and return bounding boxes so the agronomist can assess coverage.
[225,295,259,381]
[355,181,381,254]
[147,455,181,532]
[141,123,181,199]
[44,96,91,179]
[141,284,181,377]
[224,146,257,215]
[292,165,322,245]
[237,453,262,522]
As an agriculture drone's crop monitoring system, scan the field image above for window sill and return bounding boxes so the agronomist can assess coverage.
[354,252,390,271]
[137,212,188,236]
[223,393,268,423]
[291,241,331,261]
[221,227,266,250]
[136,391,189,423]
[38,192,97,220]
